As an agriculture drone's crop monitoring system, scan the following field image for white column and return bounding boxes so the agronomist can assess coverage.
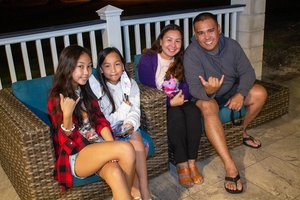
[231,0,266,79]
[96,5,124,54]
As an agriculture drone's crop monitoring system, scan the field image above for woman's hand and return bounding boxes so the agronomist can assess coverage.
[170,90,186,107]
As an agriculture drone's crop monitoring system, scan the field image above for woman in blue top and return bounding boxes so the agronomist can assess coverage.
[138,24,204,188]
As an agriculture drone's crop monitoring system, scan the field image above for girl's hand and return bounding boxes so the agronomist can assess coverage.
[116,123,134,138]
[123,99,132,106]
[123,94,132,106]
[122,123,133,132]
[59,94,80,118]
[170,90,186,106]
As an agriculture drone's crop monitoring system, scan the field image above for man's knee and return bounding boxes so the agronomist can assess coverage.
[247,84,268,104]
[196,99,219,116]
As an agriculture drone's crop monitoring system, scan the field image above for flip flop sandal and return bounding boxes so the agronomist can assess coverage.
[224,173,243,194]
[189,166,204,185]
[177,168,194,188]
[243,135,262,148]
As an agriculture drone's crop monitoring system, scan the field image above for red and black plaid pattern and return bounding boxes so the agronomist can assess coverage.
[48,96,111,191]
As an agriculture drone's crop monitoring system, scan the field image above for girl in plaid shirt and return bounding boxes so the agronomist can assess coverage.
[48,45,136,200]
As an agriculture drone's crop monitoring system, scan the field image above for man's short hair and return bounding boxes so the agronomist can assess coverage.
[193,12,218,27]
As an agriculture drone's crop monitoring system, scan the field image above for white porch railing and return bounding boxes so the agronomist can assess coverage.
[0,4,245,89]
[121,4,245,62]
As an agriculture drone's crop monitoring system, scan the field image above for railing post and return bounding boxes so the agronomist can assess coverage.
[231,0,266,79]
[96,5,124,54]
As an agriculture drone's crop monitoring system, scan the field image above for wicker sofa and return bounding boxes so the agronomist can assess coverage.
[0,61,289,199]
[0,63,168,200]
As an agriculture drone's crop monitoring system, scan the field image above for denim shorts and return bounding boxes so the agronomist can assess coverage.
[69,153,86,179]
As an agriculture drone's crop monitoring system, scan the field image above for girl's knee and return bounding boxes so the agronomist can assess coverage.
[130,132,145,150]
[131,131,142,141]
[119,141,136,161]
[102,163,125,181]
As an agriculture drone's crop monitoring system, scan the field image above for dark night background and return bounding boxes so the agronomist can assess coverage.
[0,0,299,81]
[0,0,298,34]
[0,0,231,34]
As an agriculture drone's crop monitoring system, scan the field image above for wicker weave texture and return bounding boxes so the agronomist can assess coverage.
[139,84,169,178]
[126,63,169,178]
[249,80,289,128]
[0,78,168,200]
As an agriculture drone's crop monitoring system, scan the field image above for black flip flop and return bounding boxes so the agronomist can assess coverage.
[224,173,243,194]
[243,135,262,149]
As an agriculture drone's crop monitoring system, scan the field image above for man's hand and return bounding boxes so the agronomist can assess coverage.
[225,93,244,111]
[199,75,224,96]
[170,90,186,106]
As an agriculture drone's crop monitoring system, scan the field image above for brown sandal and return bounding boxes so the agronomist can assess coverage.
[177,168,194,188]
[189,166,204,185]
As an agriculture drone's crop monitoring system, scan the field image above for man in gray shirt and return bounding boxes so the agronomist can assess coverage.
[184,12,267,194]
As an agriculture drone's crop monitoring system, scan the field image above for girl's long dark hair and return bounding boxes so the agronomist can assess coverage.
[143,24,185,81]
[96,47,129,113]
[49,45,96,129]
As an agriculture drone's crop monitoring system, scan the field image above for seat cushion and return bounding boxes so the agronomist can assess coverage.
[140,129,155,157]
[219,104,246,124]
[12,76,53,126]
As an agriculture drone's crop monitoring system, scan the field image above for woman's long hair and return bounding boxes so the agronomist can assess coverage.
[49,45,96,129]
[143,24,185,81]
[96,47,129,113]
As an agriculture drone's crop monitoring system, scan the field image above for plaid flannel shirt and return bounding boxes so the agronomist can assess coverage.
[48,96,111,191]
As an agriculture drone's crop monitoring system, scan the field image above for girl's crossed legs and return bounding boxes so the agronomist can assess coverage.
[75,141,136,200]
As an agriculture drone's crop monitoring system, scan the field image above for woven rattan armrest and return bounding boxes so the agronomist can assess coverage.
[138,84,168,178]
[125,63,169,177]
[0,88,117,199]
[0,88,58,199]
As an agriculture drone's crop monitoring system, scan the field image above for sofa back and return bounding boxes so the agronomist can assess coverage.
[12,75,53,126]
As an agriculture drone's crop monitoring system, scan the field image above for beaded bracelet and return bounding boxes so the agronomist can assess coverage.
[61,124,75,132]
